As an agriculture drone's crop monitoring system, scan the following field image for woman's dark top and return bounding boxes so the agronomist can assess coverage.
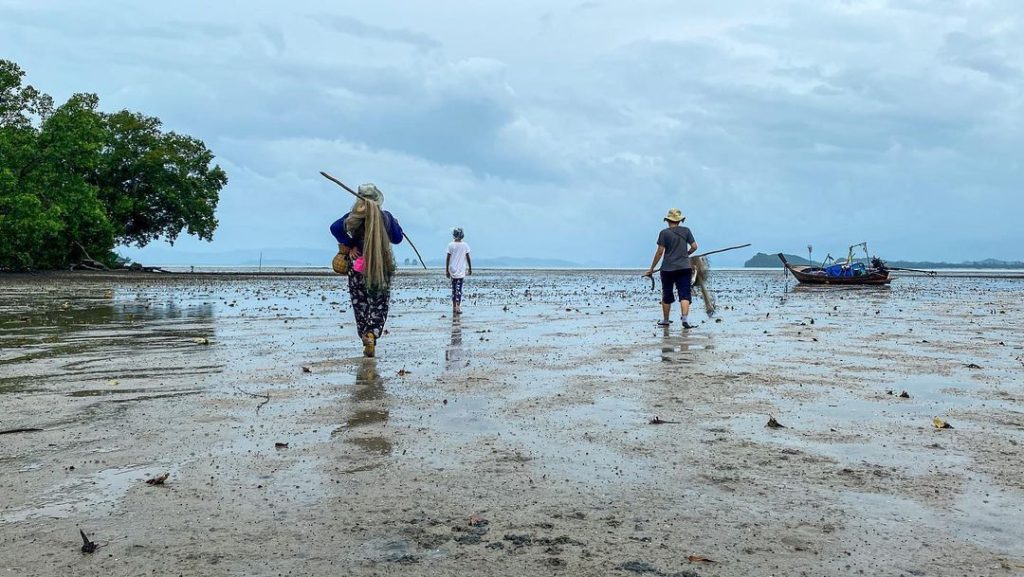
[330,211,404,250]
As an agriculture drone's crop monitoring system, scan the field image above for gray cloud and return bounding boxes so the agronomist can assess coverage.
[315,14,441,50]
[941,32,1021,81]
[2,0,1021,264]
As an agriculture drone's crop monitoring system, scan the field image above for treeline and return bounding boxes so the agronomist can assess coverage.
[886,259,1024,270]
[0,60,227,270]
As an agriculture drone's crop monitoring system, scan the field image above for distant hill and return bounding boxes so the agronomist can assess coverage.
[415,256,583,269]
[120,247,332,267]
[886,258,1024,270]
[745,252,1024,269]
[122,246,589,269]
[745,253,809,267]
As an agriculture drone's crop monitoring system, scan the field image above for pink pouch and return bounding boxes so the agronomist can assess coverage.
[352,256,365,274]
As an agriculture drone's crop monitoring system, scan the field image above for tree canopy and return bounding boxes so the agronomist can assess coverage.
[0,59,227,270]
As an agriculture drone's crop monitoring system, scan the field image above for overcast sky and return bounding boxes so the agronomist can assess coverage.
[3,0,1021,266]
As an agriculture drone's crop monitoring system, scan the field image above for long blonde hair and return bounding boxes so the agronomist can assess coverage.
[345,198,395,292]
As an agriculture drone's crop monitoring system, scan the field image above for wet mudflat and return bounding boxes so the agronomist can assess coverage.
[1,269,1022,576]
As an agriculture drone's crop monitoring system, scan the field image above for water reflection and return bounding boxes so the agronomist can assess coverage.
[1,299,215,353]
[789,284,892,295]
[445,317,466,371]
[660,330,712,364]
[337,359,392,455]
[0,292,217,394]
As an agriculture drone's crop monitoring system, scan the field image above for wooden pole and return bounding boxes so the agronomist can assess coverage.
[643,243,751,290]
[319,171,428,270]
[644,243,751,277]
[693,243,752,259]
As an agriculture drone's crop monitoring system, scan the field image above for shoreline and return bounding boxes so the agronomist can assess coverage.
[3,267,1024,283]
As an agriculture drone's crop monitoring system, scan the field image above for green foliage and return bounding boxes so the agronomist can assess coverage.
[0,59,227,270]
[93,111,227,247]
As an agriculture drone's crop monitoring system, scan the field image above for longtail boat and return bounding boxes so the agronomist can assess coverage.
[778,243,892,285]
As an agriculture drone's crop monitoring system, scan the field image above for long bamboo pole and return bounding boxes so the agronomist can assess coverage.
[320,171,428,270]
[643,243,751,290]
[644,243,751,276]
[693,243,751,259]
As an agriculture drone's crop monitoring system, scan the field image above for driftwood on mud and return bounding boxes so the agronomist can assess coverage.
[0,427,44,435]
[124,263,171,273]
[71,242,110,271]
[69,262,171,273]
[234,386,271,413]
[70,259,108,271]
[70,243,170,272]
[79,529,100,554]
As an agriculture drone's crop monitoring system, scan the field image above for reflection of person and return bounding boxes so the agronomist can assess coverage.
[660,331,693,363]
[445,228,472,315]
[644,208,698,329]
[352,359,386,404]
[329,184,404,357]
[445,317,465,371]
[333,359,392,454]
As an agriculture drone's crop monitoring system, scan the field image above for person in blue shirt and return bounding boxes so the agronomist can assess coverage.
[330,184,403,357]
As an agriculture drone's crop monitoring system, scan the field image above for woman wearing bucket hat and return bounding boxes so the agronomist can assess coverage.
[329,183,404,357]
[644,208,698,328]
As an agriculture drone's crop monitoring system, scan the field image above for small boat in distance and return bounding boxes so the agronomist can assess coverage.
[778,242,892,285]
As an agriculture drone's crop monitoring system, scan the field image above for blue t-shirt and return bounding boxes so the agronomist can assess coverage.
[330,211,403,250]
[657,226,695,271]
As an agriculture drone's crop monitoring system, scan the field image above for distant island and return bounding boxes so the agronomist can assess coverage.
[417,256,583,269]
[745,252,1024,269]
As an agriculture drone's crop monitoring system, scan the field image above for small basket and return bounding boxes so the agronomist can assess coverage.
[332,252,349,274]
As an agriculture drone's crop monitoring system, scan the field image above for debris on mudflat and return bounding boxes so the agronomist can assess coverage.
[504,534,533,548]
[79,529,98,554]
[397,368,411,377]
[145,473,169,485]
[687,555,716,563]
[766,415,786,429]
[899,390,911,398]
[275,442,289,449]
[649,417,680,425]
[932,417,954,429]
[615,560,659,574]
[964,363,982,369]
[0,427,43,435]
[301,366,311,373]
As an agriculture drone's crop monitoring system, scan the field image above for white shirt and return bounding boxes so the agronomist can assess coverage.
[447,241,471,279]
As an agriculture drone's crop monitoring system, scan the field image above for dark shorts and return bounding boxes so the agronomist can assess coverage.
[660,268,692,304]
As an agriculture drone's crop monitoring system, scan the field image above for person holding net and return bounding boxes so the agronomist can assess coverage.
[644,208,699,328]
[329,184,404,357]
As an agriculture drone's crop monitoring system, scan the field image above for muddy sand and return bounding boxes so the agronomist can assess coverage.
[1,269,1022,576]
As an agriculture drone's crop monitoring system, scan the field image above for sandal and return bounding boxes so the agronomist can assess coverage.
[362,333,376,358]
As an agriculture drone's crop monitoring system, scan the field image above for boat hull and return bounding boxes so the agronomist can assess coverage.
[778,253,892,285]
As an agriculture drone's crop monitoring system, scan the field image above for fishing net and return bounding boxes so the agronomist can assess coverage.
[692,256,716,316]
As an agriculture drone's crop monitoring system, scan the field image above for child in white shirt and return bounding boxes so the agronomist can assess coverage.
[446,228,472,314]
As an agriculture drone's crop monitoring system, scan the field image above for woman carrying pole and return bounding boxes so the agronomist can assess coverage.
[329,184,404,357]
